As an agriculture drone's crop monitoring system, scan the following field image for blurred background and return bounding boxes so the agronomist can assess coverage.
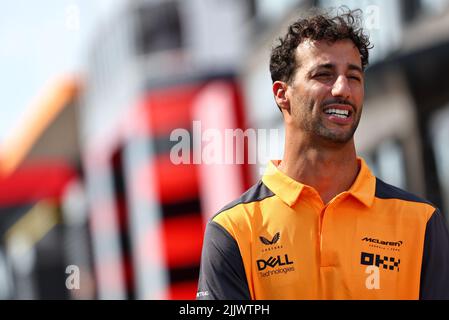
[0,0,448,299]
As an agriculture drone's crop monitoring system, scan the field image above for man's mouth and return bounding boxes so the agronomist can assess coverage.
[324,108,350,118]
[322,104,354,124]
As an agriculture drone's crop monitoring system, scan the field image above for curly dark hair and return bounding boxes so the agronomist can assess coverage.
[270,8,372,83]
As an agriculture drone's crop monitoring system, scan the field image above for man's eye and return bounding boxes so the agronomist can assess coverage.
[349,76,362,82]
[315,73,332,78]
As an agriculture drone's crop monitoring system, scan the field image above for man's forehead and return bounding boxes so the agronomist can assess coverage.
[295,38,362,69]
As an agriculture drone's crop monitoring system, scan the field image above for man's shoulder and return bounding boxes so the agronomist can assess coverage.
[211,180,275,221]
[374,177,435,208]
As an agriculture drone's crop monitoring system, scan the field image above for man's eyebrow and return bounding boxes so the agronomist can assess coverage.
[313,63,334,71]
[313,63,363,71]
[348,64,363,73]
[308,63,363,75]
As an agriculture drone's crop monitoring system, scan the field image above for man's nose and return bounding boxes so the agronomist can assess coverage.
[331,75,350,99]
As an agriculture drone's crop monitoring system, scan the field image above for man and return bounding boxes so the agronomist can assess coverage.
[196,9,449,299]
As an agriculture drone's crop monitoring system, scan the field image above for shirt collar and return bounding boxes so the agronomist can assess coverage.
[261,157,375,208]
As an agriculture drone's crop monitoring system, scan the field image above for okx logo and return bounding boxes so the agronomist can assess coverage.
[360,252,400,272]
[257,254,293,271]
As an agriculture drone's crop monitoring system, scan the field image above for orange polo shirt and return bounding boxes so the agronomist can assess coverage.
[197,158,449,299]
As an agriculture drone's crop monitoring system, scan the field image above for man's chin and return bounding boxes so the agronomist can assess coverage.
[316,128,356,144]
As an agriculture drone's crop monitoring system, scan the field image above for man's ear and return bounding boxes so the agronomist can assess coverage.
[272,81,290,112]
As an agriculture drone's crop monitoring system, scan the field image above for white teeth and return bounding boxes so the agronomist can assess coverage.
[325,108,349,117]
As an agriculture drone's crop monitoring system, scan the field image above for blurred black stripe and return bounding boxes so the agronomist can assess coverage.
[161,197,201,218]
[169,264,200,283]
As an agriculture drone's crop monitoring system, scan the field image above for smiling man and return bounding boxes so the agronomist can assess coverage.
[196,9,449,300]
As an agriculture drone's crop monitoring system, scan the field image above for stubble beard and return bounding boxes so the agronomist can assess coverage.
[296,99,362,144]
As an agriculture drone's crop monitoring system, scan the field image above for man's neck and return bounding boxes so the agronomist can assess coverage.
[278,138,360,205]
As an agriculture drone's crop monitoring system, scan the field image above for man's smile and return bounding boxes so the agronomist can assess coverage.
[322,104,354,125]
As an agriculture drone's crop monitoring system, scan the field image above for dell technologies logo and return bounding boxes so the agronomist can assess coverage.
[257,254,293,271]
[257,254,295,278]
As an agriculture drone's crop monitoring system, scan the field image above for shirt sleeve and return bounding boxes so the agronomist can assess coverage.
[196,221,251,300]
[420,208,449,299]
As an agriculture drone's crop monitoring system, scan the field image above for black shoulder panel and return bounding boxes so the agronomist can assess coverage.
[420,209,449,299]
[196,221,251,300]
[213,180,275,218]
[374,178,434,206]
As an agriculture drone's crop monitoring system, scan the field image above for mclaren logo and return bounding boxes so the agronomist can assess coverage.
[260,232,280,245]
[362,237,403,247]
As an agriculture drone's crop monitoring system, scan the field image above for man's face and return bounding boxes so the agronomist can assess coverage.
[284,39,364,144]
